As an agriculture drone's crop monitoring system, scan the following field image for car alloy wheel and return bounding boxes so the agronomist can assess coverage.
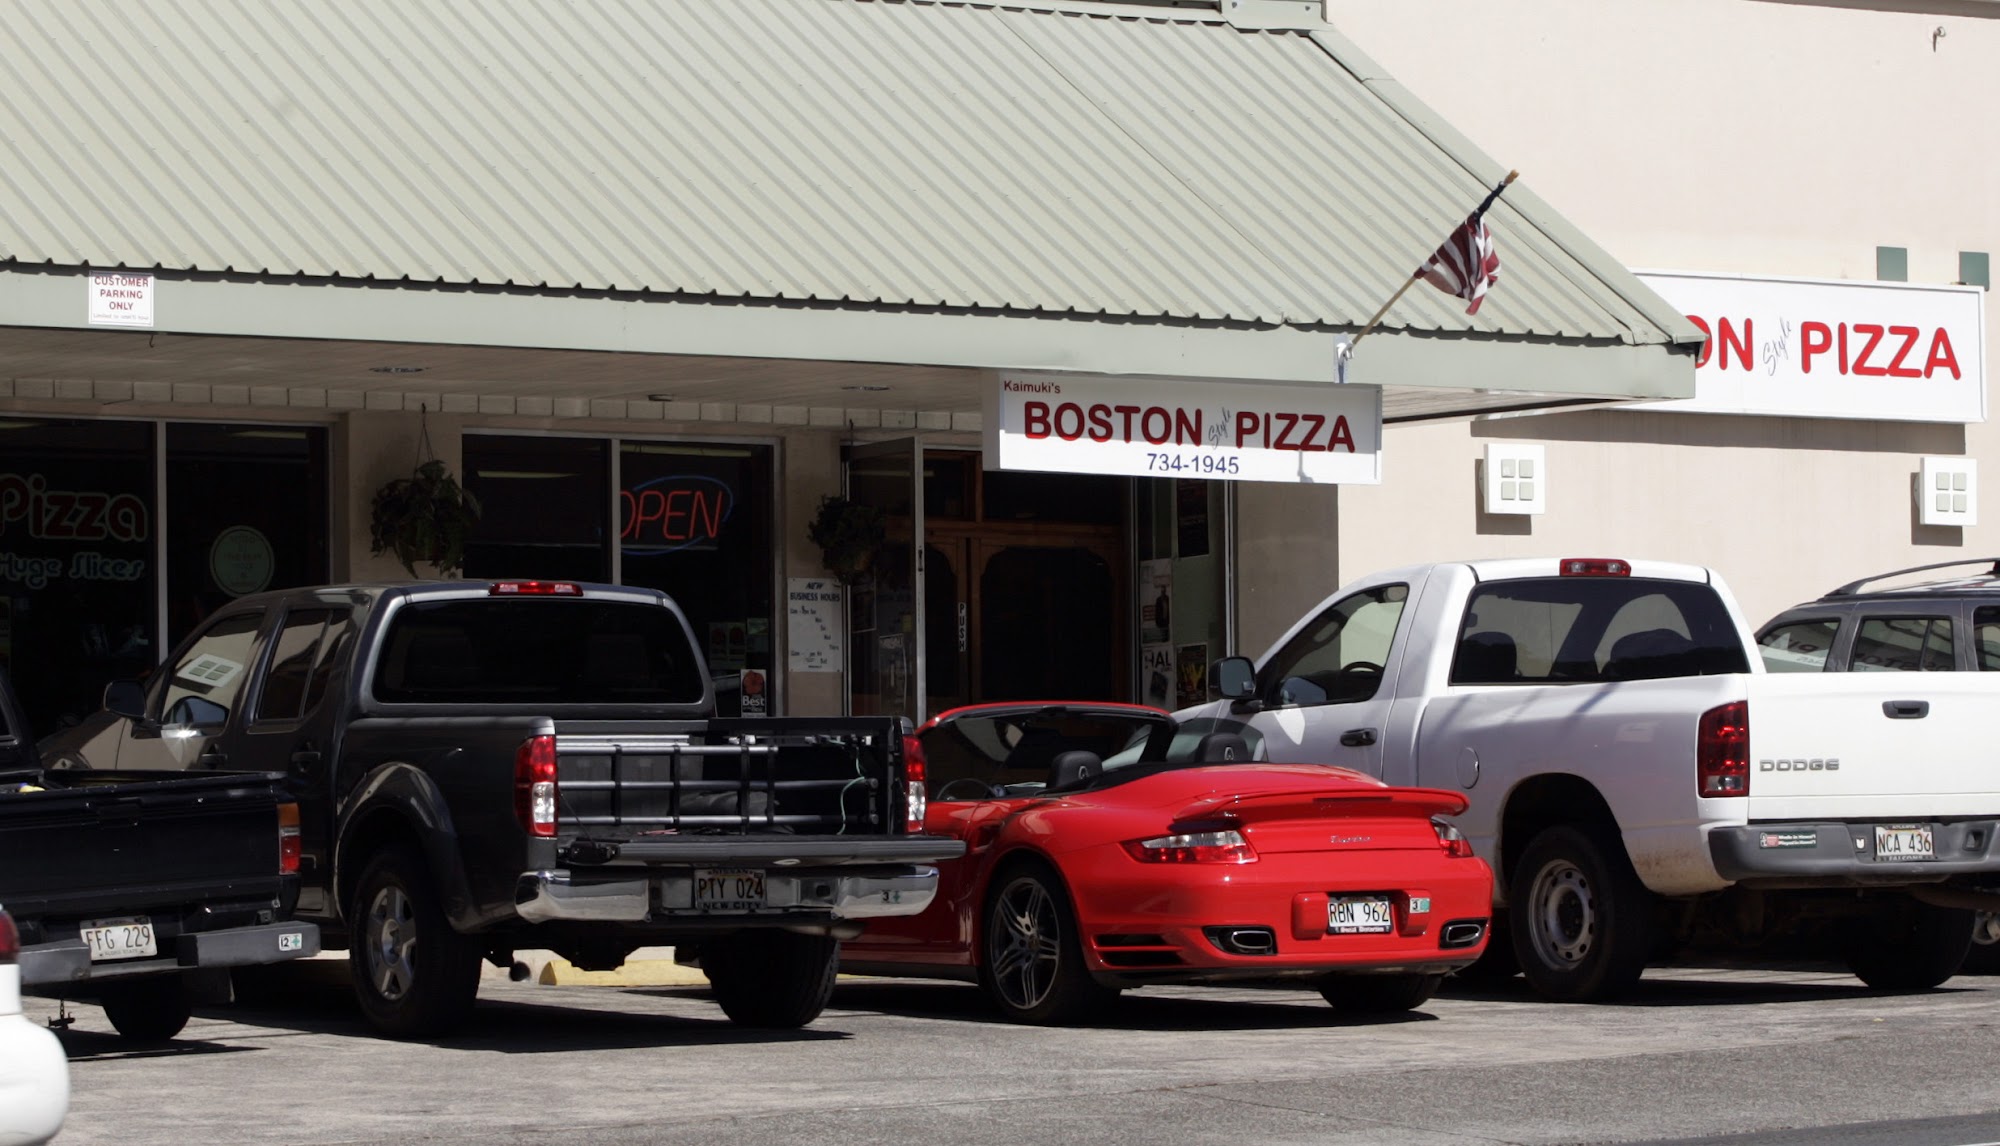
[1527,857,1595,968]
[987,876,1064,1012]
[364,884,418,1003]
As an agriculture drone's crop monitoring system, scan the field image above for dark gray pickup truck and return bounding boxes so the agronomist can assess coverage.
[0,669,320,1041]
[57,580,960,1037]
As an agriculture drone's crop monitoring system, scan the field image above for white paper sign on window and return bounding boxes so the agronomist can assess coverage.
[983,372,1382,484]
[1632,271,1986,423]
[786,577,843,674]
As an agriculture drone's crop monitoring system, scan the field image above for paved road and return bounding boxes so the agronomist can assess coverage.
[35,964,2000,1145]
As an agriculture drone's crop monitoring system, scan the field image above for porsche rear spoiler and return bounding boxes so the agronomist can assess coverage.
[1175,787,1469,825]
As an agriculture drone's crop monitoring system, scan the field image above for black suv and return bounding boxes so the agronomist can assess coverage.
[1756,557,2000,973]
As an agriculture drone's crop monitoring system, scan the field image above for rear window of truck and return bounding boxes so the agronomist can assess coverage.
[1452,577,1749,685]
[374,599,706,704]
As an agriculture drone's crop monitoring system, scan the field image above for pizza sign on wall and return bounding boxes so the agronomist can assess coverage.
[983,372,1383,485]
[1633,271,1987,423]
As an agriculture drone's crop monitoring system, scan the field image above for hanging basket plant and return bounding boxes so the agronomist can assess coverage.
[369,410,482,577]
[807,495,885,584]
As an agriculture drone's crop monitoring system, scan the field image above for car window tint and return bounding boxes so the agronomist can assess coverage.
[159,612,264,726]
[1260,584,1408,707]
[374,599,706,704]
[1757,619,1841,673]
[1976,607,2000,671]
[258,609,332,721]
[1453,578,1747,685]
[303,612,354,713]
[1851,616,1954,671]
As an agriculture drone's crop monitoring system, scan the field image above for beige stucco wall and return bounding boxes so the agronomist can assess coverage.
[1324,0,2000,628]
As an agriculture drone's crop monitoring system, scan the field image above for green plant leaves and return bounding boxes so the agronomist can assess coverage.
[369,459,483,577]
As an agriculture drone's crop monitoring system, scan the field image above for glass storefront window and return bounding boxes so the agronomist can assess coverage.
[619,441,776,718]
[463,436,612,582]
[166,423,329,646]
[1135,477,1226,711]
[0,418,156,738]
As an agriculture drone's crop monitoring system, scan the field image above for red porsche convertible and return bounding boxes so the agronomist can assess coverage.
[841,702,1493,1024]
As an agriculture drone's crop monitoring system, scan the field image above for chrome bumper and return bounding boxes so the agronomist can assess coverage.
[513,866,939,924]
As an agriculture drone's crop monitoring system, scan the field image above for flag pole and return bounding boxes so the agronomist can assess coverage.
[1347,170,1518,351]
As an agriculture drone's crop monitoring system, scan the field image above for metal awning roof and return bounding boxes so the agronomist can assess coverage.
[0,0,1700,419]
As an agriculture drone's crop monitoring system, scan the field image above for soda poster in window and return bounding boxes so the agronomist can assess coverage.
[1176,643,1208,709]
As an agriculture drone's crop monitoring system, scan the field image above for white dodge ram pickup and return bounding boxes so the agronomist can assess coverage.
[1178,557,2000,1002]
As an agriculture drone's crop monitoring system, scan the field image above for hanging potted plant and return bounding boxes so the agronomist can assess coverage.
[807,495,885,584]
[369,410,482,577]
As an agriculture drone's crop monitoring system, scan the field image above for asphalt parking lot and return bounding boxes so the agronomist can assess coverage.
[34,963,2000,1146]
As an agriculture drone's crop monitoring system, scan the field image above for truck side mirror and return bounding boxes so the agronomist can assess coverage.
[1212,657,1257,702]
[103,680,147,720]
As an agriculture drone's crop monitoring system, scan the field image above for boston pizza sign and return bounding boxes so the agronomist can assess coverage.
[983,372,1382,485]
[1633,271,1986,423]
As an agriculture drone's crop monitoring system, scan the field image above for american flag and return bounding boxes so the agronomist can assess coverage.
[1419,212,1501,315]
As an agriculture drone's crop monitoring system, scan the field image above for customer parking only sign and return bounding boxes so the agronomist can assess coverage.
[983,372,1382,484]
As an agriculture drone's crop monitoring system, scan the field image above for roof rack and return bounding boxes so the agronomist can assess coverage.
[1825,557,2000,598]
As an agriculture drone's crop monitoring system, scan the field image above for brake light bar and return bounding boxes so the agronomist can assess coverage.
[0,910,16,965]
[1123,828,1257,864]
[1560,559,1631,577]
[278,802,302,875]
[490,581,582,596]
[515,734,560,837]
[1698,700,1750,797]
[902,734,928,834]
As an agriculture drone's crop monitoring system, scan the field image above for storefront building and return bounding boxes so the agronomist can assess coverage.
[0,0,1706,739]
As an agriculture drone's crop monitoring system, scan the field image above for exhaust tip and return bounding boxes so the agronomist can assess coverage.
[1440,920,1486,949]
[1204,926,1277,956]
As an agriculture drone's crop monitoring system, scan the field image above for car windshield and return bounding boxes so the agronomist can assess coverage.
[374,598,707,705]
[921,707,1174,798]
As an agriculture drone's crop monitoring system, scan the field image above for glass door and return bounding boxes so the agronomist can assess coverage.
[845,438,925,719]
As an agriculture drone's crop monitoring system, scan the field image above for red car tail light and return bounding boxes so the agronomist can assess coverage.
[489,581,582,596]
[1560,558,1631,577]
[515,734,560,837]
[1698,700,1750,797]
[1431,817,1476,858]
[278,802,302,874]
[0,910,16,965]
[902,734,928,834]
[1123,827,1257,864]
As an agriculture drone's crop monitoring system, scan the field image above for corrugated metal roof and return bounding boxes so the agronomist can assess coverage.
[0,0,1696,347]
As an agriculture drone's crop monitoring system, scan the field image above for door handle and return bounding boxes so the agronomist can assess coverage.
[291,748,323,769]
[197,749,229,768]
[1883,700,1930,719]
[1339,728,1377,748]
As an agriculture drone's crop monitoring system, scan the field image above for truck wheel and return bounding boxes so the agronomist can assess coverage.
[1510,825,1654,1003]
[703,932,839,1028]
[98,975,191,1042]
[349,844,482,1038]
[1318,972,1443,1014]
[978,866,1118,1025]
[1846,899,1974,990]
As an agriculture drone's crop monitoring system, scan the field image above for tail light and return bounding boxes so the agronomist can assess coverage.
[1560,558,1631,577]
[0,910,16,966]
[1432,817,1476,859]
[1699,700,1750,797]
[278,802,302,874]
[1123,824,1257,864]
[490,581,582,596]
[902,734,928,834]
[515,734,559,837]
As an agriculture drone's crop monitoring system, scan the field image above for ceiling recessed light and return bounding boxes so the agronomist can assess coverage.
[369,365,426,374]
[841,384,890,392]
[645,393,677,402]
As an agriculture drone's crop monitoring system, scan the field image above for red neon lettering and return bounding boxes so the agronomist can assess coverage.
[693,490,722,539]
[1687,315,1713,368]
[1717,317,1753,372]
[1024,401,1052,439]
[40,491,75,540]
[1925,329,1962,380]
[1234,411,1259,448]
[1850,324,1886,377]
[1801,322,1832,373]
[662,489,692,540]
[1886,326,1922,378]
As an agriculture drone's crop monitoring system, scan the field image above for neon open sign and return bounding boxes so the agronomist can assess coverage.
[621,475,735,555]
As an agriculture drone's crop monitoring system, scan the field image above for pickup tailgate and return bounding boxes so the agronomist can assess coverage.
[1744,674,2000,820]
[0,771,285,917]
